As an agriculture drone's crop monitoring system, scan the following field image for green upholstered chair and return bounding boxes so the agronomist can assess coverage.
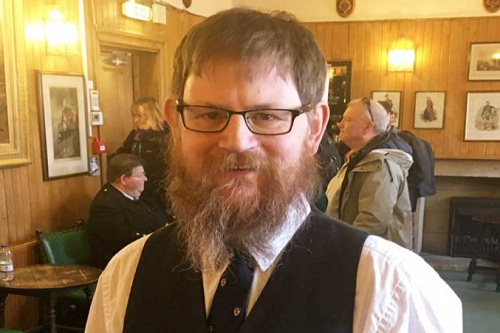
[36,221,92,266]
[0,329,23,333]
[35,221,95,330]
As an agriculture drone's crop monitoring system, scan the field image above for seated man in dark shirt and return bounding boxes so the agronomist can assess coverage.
[88,154,167,268]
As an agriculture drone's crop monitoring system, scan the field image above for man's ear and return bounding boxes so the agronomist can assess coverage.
[119,174,128,186]
[363,119,375,134]
[308,102,330,155]
[164,98,176,128]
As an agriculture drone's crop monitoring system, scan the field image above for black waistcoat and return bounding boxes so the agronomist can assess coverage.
[123,208,367,333]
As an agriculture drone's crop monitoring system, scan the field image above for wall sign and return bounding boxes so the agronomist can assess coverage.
[122,0,152,21]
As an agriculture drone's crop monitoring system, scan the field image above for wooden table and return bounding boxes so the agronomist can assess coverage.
[0,264,101,333]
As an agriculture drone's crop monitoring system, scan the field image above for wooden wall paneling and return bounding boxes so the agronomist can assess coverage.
[379,22,392,91]
[352,22,366,98]
[325,24,336,60]
[0,172,8,245]
[370,22,383,95]
[402,21,417,130]
[326,23,336,60]
[433,20,451,156]
[3,169,17,243]
[316,23,327,59]
[385,22,399,96]
[338,23,349,60]
[439,20,452,156]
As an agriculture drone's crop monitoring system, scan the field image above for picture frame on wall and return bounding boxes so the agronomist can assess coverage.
[38,72,89,180]
[414,92,446,129]
[468,42,500,81]
[0,0,31,168]
[464,91,500,141]
[371,91,402,127]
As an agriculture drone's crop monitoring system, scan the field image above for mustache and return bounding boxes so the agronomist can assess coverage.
[216,153,265,172]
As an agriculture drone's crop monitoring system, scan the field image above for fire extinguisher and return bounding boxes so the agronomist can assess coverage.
[92,137,107,154]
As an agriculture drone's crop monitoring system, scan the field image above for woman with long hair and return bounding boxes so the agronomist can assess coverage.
[109,97,171,216]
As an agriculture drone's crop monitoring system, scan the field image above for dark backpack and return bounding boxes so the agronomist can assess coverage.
[398,131,437,210]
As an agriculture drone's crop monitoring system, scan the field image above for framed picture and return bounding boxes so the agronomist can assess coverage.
[0,0,31,168]
[371,91,402,127]
[464,92,500,141]
[468,42,500,81]
[414,92,446,129]
[38,72,89,180]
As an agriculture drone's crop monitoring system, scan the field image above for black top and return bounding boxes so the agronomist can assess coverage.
[87,183,167,269]
[123,207,368,333]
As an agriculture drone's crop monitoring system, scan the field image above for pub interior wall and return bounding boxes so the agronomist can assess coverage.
[1,0,202,328]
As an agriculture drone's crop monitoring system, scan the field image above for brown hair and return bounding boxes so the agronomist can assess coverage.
[130,97,165,131]
[107,154,144,182]
[171,8,327,106]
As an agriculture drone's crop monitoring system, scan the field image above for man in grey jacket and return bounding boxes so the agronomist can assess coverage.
[325,98,413,248]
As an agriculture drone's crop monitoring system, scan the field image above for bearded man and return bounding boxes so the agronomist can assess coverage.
[85,8,461,333]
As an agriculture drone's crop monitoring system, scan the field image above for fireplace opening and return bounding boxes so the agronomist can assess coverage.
[448,197,500,260]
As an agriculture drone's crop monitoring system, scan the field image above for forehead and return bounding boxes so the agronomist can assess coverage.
[344,104,366,118]
[183,60,299,106]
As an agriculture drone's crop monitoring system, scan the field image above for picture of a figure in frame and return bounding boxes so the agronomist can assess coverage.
[422,96,438,122]
[50,87,81,159]
[474,101,499,131]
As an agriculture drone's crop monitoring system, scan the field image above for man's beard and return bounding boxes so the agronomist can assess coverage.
[166,136,321,273]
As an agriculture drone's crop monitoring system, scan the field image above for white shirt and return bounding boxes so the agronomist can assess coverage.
[85,223,462,333]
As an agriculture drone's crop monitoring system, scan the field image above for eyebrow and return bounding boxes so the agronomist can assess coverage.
[184,102,283,110]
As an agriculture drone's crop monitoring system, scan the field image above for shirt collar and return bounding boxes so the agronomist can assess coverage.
[251,195,311,272]
[111,183,138,201]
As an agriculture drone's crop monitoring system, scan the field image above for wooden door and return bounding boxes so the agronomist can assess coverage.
[98,50,135,156]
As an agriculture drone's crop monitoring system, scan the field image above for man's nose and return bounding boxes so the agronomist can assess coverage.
[218,114,258,153]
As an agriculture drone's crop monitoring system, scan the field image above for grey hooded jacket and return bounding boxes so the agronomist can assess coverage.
[325,149,413,248]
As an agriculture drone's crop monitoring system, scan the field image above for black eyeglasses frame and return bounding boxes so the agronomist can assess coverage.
[175,100,313,136]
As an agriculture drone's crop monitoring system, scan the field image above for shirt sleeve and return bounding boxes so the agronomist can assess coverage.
[85,236,150,333]
[353,236,462,333]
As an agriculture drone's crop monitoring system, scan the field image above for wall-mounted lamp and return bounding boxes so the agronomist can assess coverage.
[24,6,78,55]
[388,38,415,72]
[45,6,78,46]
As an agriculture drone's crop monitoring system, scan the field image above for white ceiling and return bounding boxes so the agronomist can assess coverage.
[156,0,498,21]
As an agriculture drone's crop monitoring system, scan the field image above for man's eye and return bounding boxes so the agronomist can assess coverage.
[193,111,224,120]
[249,112,285,122]
[204,112,223,119]
[257,113,276,121]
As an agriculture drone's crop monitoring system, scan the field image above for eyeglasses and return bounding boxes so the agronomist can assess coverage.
[361,97,375,122]
[176,100,312,135]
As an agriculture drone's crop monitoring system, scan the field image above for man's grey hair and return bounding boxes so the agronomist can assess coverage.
[348,98,390,133]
